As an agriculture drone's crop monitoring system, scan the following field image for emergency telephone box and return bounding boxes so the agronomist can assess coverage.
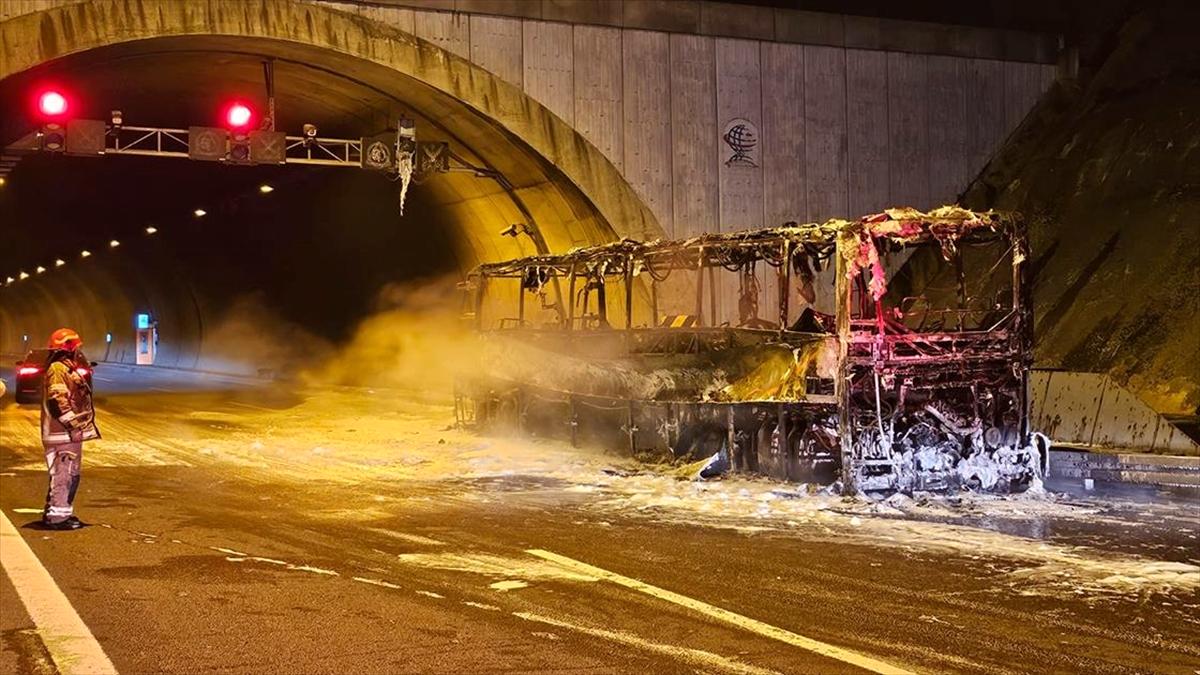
[135,313,156,365]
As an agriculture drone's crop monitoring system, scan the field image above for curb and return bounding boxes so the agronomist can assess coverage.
[1049,448,1200,488]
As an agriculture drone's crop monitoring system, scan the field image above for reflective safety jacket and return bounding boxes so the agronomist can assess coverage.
[41,354,100,445]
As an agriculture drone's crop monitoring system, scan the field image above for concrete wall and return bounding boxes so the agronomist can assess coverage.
[322,1,1058,63]
[323,1,1058,235]
[1030,370,1199,455]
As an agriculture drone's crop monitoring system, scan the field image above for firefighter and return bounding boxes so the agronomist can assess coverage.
[40,328,100,530]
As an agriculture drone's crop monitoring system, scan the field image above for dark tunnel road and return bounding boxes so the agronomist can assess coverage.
[1,369,1198,674]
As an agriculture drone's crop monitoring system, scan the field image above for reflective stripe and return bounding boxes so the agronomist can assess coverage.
[48,384,69,393]
[59,411,77,423]
[46,506,73,517]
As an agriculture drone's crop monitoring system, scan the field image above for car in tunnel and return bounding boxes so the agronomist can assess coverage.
[12,348,94,405]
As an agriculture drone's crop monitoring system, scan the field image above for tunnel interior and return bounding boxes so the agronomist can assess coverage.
[1,36,624,372]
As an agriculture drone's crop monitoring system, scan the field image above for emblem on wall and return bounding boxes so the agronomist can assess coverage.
[722,118,759,168]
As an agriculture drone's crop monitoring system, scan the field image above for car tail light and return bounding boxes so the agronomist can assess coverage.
[75,367,91,377]
[18,367,40,376]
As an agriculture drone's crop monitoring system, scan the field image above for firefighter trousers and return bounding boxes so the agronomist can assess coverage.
[43,442,82,524]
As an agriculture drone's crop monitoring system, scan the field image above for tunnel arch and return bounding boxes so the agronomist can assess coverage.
[1,0,664,368]
[0,0,663,258]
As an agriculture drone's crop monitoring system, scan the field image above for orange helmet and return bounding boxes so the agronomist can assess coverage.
[48,328,83,351]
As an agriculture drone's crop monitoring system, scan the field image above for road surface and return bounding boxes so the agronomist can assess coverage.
[1,365,1198,674]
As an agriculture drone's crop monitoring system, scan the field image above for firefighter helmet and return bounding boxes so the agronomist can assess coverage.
[48,328,83,351]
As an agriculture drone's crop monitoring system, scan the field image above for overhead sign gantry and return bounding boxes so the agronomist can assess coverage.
[3,82,493,212]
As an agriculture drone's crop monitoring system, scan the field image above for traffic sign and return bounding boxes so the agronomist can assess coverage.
[188,126,227,161]
[65,119,106,156]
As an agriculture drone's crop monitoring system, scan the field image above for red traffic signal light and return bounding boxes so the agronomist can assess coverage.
[36,89,69,117]
[224,102,254,130]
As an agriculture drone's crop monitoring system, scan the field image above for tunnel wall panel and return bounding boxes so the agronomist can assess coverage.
[886,52,930,209]
[572,26,623,174]
[846,49,889,217]
[669,33,718,239]
[761,42,806,224]
[522,20,574,126]
[468,14,521,85]
[620,30,673,237]
[803,45,848,223]
[413,10,470,59]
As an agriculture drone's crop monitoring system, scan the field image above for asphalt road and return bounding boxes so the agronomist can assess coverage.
[1,365,1198,674]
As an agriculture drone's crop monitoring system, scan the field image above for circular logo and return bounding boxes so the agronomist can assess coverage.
[197,133,219,154]
[722,118,759,168]
[365,140,392,169]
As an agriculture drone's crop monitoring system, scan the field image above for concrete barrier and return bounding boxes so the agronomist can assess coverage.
[1030,370,1199,455]
[1049,449,1200,488]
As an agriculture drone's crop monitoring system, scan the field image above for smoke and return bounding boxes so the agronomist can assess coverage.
[198,293,335,377]
[311,274,816,405]
[312,275,479,397]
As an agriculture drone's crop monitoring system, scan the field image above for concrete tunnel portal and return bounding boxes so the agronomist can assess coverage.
[0,1,663,371]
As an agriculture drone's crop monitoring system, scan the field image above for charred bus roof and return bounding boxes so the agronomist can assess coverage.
[470,207,1020,281]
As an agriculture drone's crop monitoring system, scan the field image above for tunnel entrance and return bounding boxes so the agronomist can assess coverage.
[0,7,659,373]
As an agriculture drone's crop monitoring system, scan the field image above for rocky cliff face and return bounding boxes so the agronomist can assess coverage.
[902,3,1200,415]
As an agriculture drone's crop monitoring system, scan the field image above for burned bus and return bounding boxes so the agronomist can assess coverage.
[456,207,1044,494]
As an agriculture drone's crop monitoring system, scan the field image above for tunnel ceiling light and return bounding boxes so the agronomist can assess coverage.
[0,177,6,187]
[80,250,91,258]
[224,101,254,130]
[37,90,68,117]
[18,271,29,280]
[4,277,13,285]
[259,184,274,194]
[55,258,65,267]
[109,239,120,248]
[36,266,46,274]
[193,208,207,217]
[145,226,158,234]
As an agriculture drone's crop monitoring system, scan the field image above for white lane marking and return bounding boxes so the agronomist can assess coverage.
[462,600,501,611]
[352,576,401,589]
[0,509,119,675]
[225,401,274,412]
[210,546,248,557]
[514,611,779,675]
[366,528,447,546]
[526,549,913,675]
